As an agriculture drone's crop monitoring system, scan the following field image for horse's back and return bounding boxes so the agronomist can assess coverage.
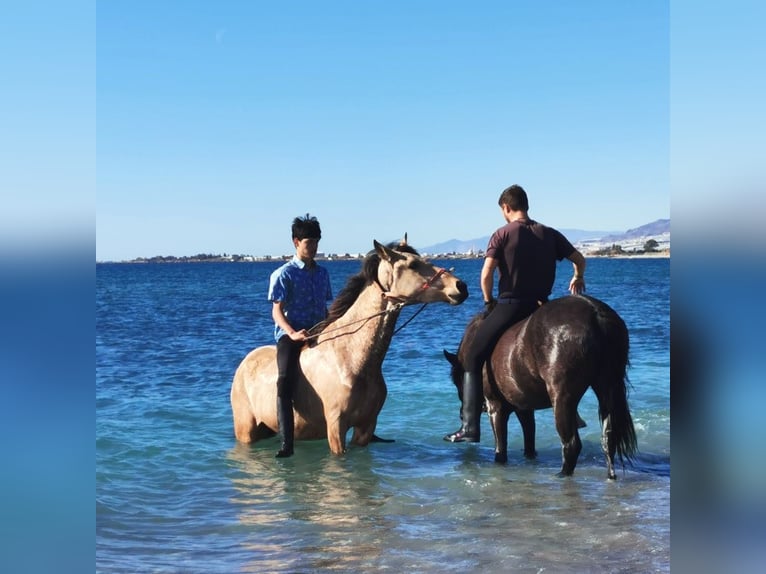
[546,295,629,364]
[524,295,624,342]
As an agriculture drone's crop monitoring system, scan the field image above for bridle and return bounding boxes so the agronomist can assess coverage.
[307,264,454,341]
[374,264,453,335]
[375,265,452,303]
[422,266,450,291]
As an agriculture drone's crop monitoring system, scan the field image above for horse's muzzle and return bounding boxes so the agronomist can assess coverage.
[449,280,469,304]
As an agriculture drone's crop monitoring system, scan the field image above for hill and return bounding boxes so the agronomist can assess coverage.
[599,219,670,242]
[419,219,669,256]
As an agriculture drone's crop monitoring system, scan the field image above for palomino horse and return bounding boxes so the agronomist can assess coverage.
[444,294,637,479]
[231,239,468,454]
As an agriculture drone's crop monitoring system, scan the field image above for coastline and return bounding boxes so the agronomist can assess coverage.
[584,251,670,259]
[97,251,670,264]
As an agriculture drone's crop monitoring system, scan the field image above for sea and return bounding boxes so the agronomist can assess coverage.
[96,256,670,573]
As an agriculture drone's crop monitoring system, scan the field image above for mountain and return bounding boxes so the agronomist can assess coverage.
[599,219,670,242]
[419,219,669,255]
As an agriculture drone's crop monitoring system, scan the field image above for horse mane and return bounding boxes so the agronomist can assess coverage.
[310,242,420,335]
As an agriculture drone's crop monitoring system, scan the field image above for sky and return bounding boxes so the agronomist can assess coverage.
[93,1,670,261]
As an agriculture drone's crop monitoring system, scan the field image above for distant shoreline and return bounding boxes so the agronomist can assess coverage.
[98,250,670,264]
[585,251,670,259]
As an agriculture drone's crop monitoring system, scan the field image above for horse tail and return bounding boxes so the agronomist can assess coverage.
[591,299,638,465]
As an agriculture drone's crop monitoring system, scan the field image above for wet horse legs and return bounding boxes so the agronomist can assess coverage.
[487,401,511,463]
[489,403,537,463]
[554,402,582,477]
[515,410,537,459]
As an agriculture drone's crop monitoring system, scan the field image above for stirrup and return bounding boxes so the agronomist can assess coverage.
[443,427,480,443]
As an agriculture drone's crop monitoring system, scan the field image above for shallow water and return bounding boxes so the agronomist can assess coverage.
[97,257,669,573]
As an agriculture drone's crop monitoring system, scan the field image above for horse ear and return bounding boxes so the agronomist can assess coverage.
[443,349,459,367]
[374,240,403,262]
[399,232,408,247]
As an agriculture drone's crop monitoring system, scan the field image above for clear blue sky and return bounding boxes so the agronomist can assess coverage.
[96,1,669,261]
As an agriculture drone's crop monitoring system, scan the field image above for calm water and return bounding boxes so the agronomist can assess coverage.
[96,257,670,573]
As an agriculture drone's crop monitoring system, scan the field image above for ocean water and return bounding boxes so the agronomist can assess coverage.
[96,257,670,573]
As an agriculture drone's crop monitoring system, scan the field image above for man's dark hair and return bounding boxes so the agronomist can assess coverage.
[498,184,529,212]
[292,213,322,240]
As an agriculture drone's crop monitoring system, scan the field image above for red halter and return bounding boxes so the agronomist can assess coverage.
[421,266,450,291]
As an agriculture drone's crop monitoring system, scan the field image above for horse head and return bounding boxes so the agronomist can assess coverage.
[372,239,468,305]
[443,349,465,401]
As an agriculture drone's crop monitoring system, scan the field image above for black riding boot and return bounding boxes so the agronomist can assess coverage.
[444,372,482,442]
[275,397,295,458]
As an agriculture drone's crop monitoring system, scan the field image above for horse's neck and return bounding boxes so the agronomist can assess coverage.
[317,283,401,371]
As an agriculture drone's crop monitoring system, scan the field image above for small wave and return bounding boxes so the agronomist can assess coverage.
[631,452,671,477]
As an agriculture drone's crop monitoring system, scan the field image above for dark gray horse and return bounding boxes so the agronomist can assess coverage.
[445,295,637,479]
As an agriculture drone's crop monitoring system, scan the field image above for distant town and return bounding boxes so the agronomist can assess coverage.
[103,219,670,264]
[115,240,669,264]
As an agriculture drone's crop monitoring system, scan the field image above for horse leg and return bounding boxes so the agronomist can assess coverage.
[231,374,257,443]
[553,401,582,477]
[350,417,377,447]
[350,383,393,445]
[601,414,617,480]
[487,400,511,463]
[350,429,366,446]
[515,409,537,459]
[325,413,349,455]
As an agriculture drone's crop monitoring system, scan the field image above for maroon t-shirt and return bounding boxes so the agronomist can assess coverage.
[485,219,575,299]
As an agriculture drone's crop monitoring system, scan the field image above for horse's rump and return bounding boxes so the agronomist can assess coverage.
[231,345,329,440]
[501,295,626,367]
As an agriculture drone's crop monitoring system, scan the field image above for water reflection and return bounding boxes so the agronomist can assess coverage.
[226,442,393,572]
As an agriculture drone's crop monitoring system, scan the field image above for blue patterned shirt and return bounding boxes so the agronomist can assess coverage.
[267,256,333,341]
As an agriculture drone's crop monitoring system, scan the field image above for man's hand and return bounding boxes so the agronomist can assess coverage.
[569,276,585,295]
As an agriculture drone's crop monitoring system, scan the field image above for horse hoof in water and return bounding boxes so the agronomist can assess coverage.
[494,452,508,464]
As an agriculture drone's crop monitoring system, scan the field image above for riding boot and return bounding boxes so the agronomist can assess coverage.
[275,397,295,458]
[444,372,482,442]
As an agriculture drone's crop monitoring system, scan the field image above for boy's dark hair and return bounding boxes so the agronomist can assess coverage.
[292,213,322,240]
[498,184,529,212]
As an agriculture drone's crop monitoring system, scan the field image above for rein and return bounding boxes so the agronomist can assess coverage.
[304,299,406,342]
[379,265,451,335]
[392,302,428,335]
[306,265,452,341]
